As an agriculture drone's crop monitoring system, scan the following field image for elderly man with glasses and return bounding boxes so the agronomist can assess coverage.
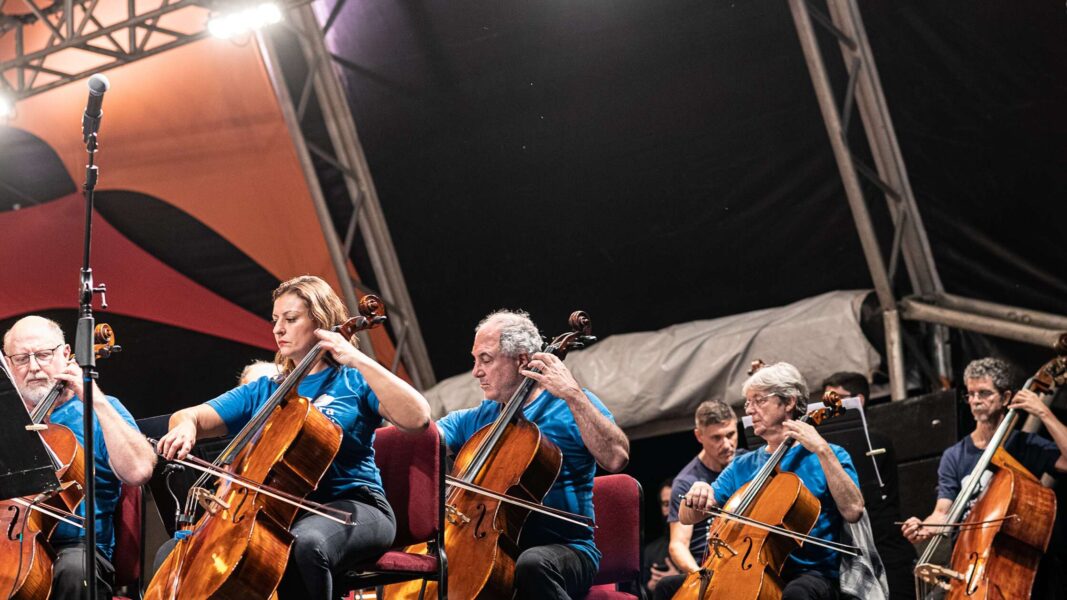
[678,362,864,600]
[2,315,156,597]
[901,357,1067,544]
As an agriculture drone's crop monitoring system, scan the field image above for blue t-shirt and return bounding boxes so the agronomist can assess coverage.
[937,431,1059,501]
[50,395,138,560]
[711,442,859,578]
[436,389,613,568]
[667,449,748,560]
[207,366,385,502]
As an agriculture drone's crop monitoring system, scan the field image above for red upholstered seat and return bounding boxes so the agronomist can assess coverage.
[340,423,446,598]
[583,474,643,600]
[111,484,143,599]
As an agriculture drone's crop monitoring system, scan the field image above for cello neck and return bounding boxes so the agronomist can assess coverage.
[29,381,66,424]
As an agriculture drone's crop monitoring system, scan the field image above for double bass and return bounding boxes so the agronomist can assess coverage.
[913,352,1065,599]
[384,312,597,600]
[145,296,387,600]
[0,323,119,600]
[673,387,857,600]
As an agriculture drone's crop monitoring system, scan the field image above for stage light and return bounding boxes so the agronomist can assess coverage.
[0,94,14,120]
[208,2,283,39]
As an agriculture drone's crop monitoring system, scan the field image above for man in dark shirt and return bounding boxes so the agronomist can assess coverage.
[653,400,745,600]
[822,372,916,600]
[902,357,1067,543]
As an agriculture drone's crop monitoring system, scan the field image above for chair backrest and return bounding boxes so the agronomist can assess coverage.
[111,483,143,588]
[372,422,444,547]
[590,474,642,586]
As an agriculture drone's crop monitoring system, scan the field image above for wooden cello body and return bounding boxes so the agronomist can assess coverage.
[146,393,342,599]
[383,311,594,600]
[937,448,1055,600]
[673,472,819,600]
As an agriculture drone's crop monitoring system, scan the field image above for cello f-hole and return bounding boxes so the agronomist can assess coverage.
[5,505,20,541]
[473,503,488,539]
[965,552,981,595]
[740,536,754,570]
[231,487,249,523]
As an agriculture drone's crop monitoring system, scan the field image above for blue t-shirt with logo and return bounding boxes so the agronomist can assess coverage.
[50,395,138,560]
[436,389,613,568]
[207,366,385,502]
[711,442,859,578]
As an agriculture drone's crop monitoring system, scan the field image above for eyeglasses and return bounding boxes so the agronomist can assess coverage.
[964,389,998,400]
[4,344,63,367]
[744,394,776,410]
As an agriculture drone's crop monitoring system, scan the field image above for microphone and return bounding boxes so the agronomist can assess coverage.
[81,73,110,142]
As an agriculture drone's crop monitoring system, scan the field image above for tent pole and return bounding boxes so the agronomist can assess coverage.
[286,3,436,389]
[787,0,906,400]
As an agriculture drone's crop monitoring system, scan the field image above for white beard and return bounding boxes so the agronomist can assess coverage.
[19,378,55,408]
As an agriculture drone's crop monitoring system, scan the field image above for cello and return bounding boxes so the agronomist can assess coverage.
[673,388,857,600]
[383,311,597,600]
[145,296,387,600]
[0,323,119,600]
[913,353,1065,599]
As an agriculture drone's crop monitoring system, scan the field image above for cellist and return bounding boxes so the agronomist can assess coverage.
[436,309,630,599]
[3,315,156,597]
[679,362,865,599]
[155,275,431,598]
[900,357,1066,544]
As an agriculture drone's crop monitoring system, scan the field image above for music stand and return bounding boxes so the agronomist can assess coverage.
[0,360,63,500]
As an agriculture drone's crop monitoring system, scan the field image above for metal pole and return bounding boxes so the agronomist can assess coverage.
[936,293,1067,332]
[900,298,1067,350]
[256,31,375,356]
[788,0,906,400]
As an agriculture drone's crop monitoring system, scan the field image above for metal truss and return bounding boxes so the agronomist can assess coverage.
[256,2,437,389]
[788,0,1066,399]
[0,0,214,99]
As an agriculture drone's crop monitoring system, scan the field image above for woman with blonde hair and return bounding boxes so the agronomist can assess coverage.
[155,275,431,598]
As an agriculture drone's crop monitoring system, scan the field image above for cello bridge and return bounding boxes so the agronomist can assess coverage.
[914,563,963,589]
[708,537,737,559]
[191,487,231,514]
[445,504,471,525]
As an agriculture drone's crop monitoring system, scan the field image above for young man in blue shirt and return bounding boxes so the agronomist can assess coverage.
[436,310,630,600]
[3,315,156,597]
[679,362,864,600]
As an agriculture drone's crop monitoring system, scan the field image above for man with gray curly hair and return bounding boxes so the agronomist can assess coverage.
[902,357,1067,544]
[677,361,865,599]
[436,309,630,599]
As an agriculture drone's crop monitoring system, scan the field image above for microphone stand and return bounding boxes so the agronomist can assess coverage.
[76,128,107,600]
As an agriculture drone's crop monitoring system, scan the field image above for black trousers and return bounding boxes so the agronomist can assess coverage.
[52,540,115,598]
[652,572,686,600]
[513,544,597,600]
[782,570,838,600]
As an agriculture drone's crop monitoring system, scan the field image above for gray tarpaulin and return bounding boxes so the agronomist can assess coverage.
[425,290,881,439]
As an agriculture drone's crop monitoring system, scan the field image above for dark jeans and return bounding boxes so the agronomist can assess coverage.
[53,540,115,598]
[782,570,839,600]
[153,489,396,600]
[513,544,596,600]
[652,572,687,600]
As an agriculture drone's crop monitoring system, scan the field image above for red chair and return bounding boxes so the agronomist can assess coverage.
[111,484,143,600]
[340,422,446,599]
[583,474,644,600]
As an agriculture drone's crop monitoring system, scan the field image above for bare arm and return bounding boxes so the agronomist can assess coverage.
[783,420,864,522]
[668,521,700,573]
[522,352,629,472]
[316,329,431,432]
[1010,389,1067,472]
[54,368,156,486]
[901,497,952,543]
[157,404,228,461]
